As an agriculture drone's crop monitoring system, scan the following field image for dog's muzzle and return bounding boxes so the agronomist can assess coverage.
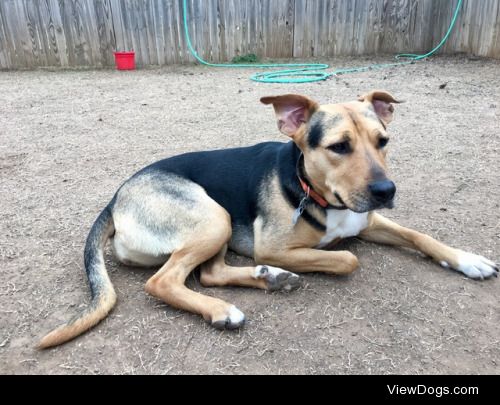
[341,180,397,213]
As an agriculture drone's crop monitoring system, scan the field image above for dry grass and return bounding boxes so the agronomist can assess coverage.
[0,55,499,374]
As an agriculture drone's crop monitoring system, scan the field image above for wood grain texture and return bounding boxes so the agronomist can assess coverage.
[0,0,499,69]
[94,0,116,67]
[0,1,13,68]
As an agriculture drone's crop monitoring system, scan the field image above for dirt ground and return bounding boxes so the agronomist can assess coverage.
[0,55,499,375]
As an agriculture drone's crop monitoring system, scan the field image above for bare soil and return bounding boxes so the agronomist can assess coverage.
[0,56,499,375]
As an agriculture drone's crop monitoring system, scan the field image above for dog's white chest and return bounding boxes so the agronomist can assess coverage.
[317,210,369,248]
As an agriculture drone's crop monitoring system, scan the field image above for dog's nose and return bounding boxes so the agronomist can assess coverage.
[368,180,396,203]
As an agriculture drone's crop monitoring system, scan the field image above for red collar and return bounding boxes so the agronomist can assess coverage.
[298,177,330,208]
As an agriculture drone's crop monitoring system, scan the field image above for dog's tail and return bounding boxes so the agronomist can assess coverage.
[37,205,117,350]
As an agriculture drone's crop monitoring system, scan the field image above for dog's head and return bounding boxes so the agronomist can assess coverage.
[261,91,401,213]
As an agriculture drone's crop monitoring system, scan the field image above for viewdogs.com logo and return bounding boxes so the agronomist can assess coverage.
[387,385,478,398]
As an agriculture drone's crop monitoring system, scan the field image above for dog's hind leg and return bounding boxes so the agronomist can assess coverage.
[143,202,246,330]
[200,246,301,292]
[111,172,246,330]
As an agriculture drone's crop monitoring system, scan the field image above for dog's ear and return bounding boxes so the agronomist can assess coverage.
[261,94,319,138]
[359,90,402,126]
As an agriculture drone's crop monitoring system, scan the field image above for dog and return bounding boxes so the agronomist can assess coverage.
[38,90,498,349]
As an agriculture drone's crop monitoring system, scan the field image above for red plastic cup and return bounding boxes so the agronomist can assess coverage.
[114,52,136,70]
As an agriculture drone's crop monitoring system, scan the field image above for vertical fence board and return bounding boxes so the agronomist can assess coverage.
[1,0,30,67]
[39,0,69,66]
[0,1,13,68]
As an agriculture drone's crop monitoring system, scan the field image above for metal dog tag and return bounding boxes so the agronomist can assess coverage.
[292,196,309,225]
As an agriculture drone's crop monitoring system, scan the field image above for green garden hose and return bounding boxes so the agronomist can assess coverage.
[182,0,464,83]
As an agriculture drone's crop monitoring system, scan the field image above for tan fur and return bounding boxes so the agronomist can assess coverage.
[256,247,358,275]
[252,177,357,275]
[301,102,391,210]
[200,246,268,290]
[360,213,462,267]
[38,212,117,350]
[143,205,236,323]
[37,292,117,349]
[256,176,325,249]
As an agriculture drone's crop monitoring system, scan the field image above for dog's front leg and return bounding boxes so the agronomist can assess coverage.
[359,213,498,280]
[256,248,359,275]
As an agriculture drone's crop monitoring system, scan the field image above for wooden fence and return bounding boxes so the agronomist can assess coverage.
[0,0,499,69]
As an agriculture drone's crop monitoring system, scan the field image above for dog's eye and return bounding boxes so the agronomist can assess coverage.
[378,138,389,149]
[328,141,352,155]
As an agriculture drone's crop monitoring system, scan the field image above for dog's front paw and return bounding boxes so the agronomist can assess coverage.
[255,265,301,292]
[441,251,499,280]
